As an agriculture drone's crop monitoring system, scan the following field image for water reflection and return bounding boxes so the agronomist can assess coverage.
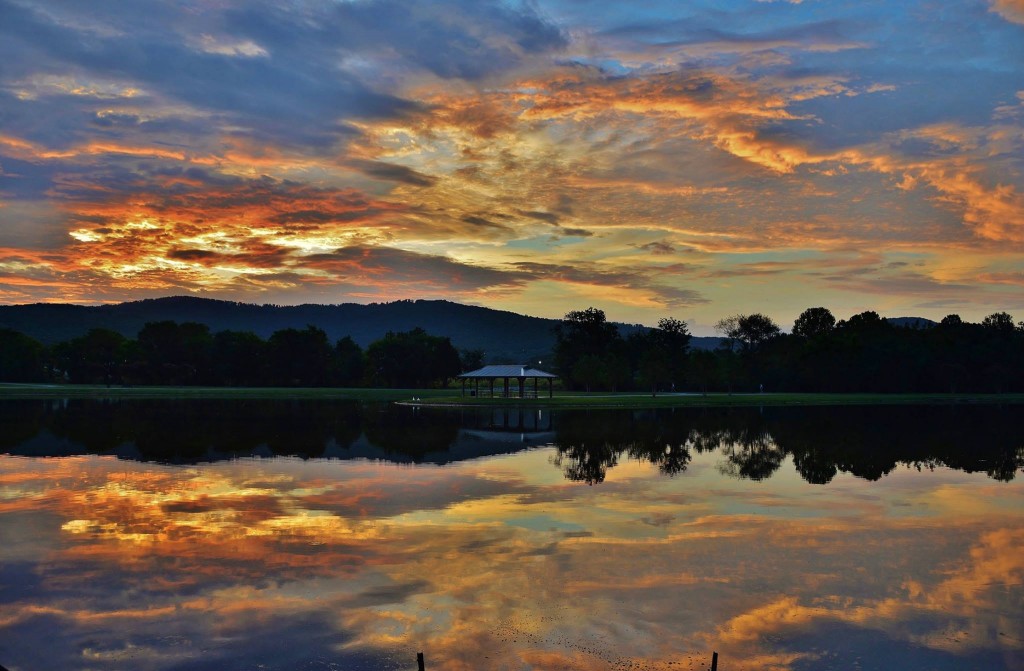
[0,401,1023,670]
[2,400,1022,484]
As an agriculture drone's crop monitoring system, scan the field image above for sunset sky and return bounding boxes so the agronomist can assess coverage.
[1,1,1023,332]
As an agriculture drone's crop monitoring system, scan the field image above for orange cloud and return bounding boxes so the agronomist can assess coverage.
[990,0,1024,24]
[0,134,189,162]
[710,525,1024,665]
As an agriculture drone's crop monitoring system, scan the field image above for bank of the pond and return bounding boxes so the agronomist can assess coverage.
[405,391,1024,408]
[2,383,1024,407]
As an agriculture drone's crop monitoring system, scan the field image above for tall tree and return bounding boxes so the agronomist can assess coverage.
[982,311,1015,332]
[792,307,836,339]
[0,329,47,382]
[637,317,691,395]
[716,313,781,352]
[459,348,485,372]
[138,321,213,384]
[366,328,461,388]
[939,314,964,328]
[53,328,131,384]
[334,336,366,387]
[267,325,334,387]
[553,307,624,390]
[212,330,266,386]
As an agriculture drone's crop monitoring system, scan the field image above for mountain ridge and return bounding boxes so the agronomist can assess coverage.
[0,296,934,361]
[0,296,676,362]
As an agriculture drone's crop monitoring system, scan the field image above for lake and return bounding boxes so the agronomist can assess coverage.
[1,400,1022,670]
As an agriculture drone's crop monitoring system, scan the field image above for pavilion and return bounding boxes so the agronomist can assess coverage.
[457,365,558,399]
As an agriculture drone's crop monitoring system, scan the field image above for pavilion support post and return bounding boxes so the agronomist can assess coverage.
[549,378,553,398]
[461,378,465,397]
[490,378,494,398]
[518,377,524,398]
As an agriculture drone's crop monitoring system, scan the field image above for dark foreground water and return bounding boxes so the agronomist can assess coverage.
[1,400,1022,670]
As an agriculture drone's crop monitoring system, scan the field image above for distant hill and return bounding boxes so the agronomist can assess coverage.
[689,336,725,350]
[1,297,944,359]
[0,297,553,362]
[886,316,937,329]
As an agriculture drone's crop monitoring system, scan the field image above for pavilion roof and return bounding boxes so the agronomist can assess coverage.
[458,365,558,379]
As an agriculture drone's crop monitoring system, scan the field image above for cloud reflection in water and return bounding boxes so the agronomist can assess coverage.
[0,410,1022,670]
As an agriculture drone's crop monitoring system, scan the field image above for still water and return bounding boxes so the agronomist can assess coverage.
[1,400,1022,670]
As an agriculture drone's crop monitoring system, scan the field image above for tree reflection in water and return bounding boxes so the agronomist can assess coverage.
[547,405,1023,484]
[1,400,1021,483]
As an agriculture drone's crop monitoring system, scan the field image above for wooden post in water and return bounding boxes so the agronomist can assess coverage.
[711,651,718,671]
[417,651,425,671]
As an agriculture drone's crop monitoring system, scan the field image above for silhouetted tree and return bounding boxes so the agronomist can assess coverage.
[53,328,131,384]
[636,317,691,395]
[212,330,266,386]
[688,349,718,395]
[716,313,781,352]
[267,325,334,386]
[459,348,485,372]
[0,329,47,382]
[137,321,213,384]
[939,314,964,327]
[982,311,1015,333]
[366,328,461,388]
[334,336,365,387]
[554,307,624,391]
[792,307,836,339]
[840,310,887,332]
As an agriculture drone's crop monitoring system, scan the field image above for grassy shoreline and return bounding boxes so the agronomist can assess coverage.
[2,383,1023,407]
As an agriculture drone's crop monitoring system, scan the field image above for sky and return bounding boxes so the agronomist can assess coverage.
[0,0,1023,333]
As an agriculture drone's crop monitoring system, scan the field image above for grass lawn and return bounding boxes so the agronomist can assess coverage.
[0,383,438,402]
[2,383,1023,407]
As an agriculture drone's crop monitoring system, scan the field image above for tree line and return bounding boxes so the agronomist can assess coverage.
[553,306,1024,394]
[0,321,468,388]
[2,305,1023,392]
